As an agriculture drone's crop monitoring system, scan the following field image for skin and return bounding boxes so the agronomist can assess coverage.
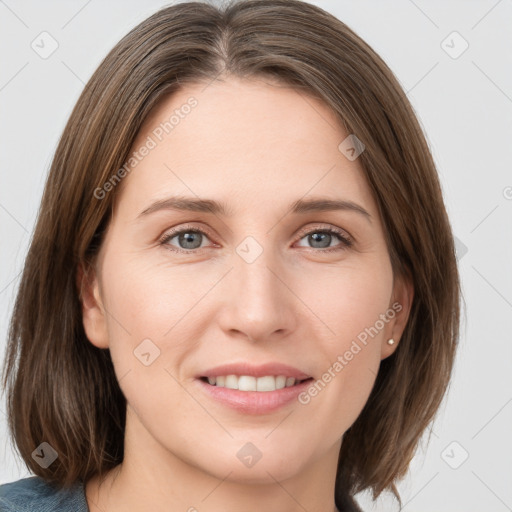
[80,76,413,512]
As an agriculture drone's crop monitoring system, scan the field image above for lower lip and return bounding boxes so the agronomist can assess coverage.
[196,378,313,414]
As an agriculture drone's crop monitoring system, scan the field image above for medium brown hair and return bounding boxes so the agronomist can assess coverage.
[1,0,460,507]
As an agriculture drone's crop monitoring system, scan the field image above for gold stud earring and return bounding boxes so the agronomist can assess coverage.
[387,338,395,345]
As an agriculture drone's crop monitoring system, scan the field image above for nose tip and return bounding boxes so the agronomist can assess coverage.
[218,249,298,344]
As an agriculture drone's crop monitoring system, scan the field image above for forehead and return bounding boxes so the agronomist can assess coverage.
[115,76,376,218]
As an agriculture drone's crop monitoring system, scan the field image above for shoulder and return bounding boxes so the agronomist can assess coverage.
[0,476,88,512]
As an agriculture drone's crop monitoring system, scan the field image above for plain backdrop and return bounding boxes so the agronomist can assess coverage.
[1,1,511,511]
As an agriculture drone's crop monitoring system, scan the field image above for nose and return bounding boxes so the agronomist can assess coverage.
[217,243,297,344]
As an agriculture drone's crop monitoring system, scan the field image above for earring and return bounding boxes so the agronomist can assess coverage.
[387,338,395,345]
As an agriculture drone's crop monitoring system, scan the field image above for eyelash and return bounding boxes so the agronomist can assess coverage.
[158,224,353,254]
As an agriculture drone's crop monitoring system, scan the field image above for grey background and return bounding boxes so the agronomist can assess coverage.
[1,1,511,510]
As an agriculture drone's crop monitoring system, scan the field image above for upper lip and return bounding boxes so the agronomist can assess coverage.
[198,362,312,380]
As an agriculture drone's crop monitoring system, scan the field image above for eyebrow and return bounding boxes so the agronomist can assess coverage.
[137,195,372,222]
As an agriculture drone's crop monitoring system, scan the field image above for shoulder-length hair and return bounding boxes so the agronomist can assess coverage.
[2,0,460,506]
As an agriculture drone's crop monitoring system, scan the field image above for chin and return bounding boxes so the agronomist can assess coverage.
[198,446,307,484]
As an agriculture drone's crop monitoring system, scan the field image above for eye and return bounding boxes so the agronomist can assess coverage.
[159,225,214,253]
[159,224,353,254]
[295,226,353,253]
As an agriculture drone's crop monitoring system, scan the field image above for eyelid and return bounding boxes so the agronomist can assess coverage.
[157,223,218,248]
[294,223,353,244]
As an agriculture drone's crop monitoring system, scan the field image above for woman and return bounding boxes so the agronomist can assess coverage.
[0,0,460,510]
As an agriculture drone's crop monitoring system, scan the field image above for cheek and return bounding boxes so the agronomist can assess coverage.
[297,255,394,348]
[99,249,227,417]
[98,251,202,439]
[294,257,392,426]
[102,248,206,341]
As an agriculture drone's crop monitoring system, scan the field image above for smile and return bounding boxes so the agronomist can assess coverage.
[200,374,312,391]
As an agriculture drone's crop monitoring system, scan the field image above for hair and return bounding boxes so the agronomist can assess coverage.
[1,0,460,508]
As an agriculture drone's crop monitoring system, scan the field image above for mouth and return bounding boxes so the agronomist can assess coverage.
[195,363,315,414]
[198,375,314,391]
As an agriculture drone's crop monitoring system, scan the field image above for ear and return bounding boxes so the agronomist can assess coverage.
[76,262,109,349]
[381,270,414,360]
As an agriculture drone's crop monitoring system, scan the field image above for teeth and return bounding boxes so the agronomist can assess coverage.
[257,376,276,392]
[285,377,295,387]
[275,376,286,389]
[205,374,300,391]
[225,375,238,389]
[238,375,256,391]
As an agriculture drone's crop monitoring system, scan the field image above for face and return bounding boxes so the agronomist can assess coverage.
[80,76,412,485]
